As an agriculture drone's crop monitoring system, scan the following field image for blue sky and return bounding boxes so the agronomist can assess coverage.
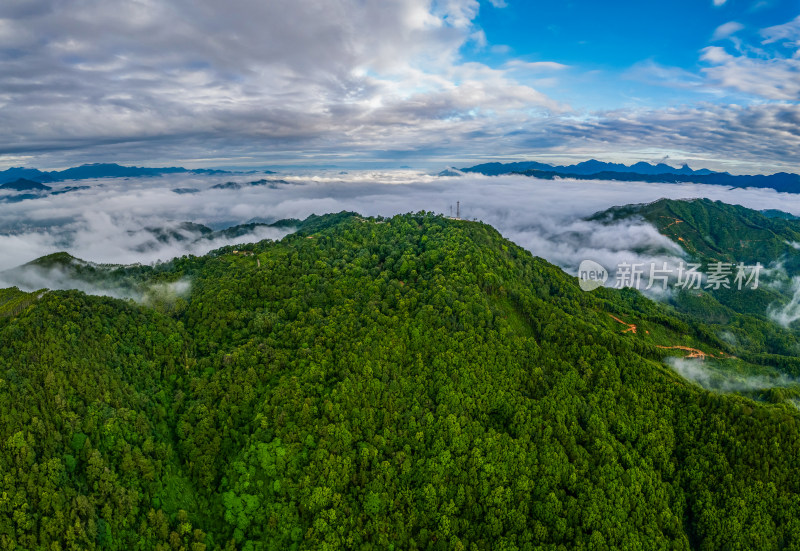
[470,0,799,110]
[474,0,796,68]
[0,0,798,173]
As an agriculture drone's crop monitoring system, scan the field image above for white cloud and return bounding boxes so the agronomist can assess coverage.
[625,60,706,89]
[503,102,800,173]
[504,60,571,72]
[713,0,727,6]
[0,2,797,172]
[700,46,800,100]
[711,21,744,41]
[768,276,800,327]
[761,14,800,46]
[666,357,799,392]
[697,15,800,101]
[0,0,564,163]
[626,16,799,106]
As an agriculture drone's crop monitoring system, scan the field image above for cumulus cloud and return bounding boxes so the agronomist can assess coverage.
[711,21,744,41]
[0,0,564,166]
[0,1,798,170]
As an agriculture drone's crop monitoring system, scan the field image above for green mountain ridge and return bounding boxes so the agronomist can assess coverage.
[591,198,800,327]
[591,198,800,267]
[3,211,800,549]
[0,220,302,300]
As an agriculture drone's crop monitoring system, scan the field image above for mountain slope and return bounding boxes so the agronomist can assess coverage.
[592,198,800,267]
[0,220,298,299]
[0,287,42,317]
[3,213,800,548]
[591,198,800,321]
[591,198,800,370]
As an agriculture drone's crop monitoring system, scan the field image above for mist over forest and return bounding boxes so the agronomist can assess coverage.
[4,169,800,280]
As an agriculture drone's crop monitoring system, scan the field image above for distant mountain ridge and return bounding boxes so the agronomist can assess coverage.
[459,159,800,193]
[0,163,233,185]
[209,178,290,190]
[0,163,291,204]
[0,178,52,192]
[516,169,800,193]
[461,159,716,177]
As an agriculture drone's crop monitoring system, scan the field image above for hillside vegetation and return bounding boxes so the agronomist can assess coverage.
[3,212,800,549]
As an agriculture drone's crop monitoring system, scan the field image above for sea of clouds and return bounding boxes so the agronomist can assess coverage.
[3,169,800,291]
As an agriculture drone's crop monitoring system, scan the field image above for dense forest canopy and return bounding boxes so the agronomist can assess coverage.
[3,209,800,549]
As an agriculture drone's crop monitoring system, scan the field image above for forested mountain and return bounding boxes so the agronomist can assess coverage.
[593,198,800,324]
[592,198,800,268]
[0,221,295,299]
[588,198,800,385]
[4,211,800,549]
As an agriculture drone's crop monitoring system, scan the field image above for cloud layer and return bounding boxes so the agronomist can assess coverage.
[0,2,798,171]
[0,0,562,165]
[768,275,800,327]
[666,357,800,392]
[5,171,800,289]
